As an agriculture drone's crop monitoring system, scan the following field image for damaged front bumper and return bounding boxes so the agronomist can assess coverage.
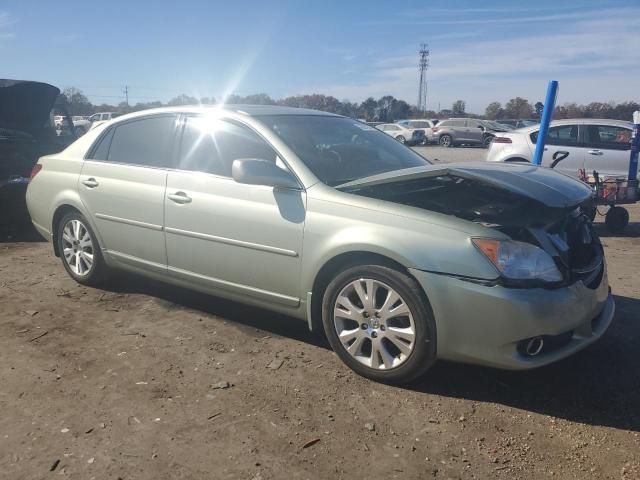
[410,266,614,370]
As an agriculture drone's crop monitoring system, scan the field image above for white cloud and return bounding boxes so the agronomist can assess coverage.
[0,11,15,41]
[318,8,640,111]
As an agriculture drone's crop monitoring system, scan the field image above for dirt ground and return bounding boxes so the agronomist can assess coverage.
[1,205,639,480]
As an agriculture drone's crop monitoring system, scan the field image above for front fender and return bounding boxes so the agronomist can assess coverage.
[300,198,500,297]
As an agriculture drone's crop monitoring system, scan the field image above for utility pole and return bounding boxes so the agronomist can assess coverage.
[417,43,429,115]
[123,85,129,106]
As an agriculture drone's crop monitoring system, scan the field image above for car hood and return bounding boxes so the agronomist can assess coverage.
[0,79,60,134]
[337,162,592,209]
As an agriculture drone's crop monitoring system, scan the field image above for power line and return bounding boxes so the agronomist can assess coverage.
[417,43,429,115]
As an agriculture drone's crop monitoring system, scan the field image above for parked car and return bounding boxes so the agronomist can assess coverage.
[73,112,120,135]
[1,79,77,227]
[496,119,539,129]
[376,123,425,145]
[397,119,436,144]
[27,106,613,384]
[431,118,503,147]
[486,119,634,179]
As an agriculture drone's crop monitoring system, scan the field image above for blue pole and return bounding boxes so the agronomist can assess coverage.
[628,111,639,182]
[532,80,559,166]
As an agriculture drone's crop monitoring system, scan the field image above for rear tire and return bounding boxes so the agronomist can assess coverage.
[439,135,452,147]
[322,265,437,384]
[396,135,406,144]
[482,135,494,147]
[56,211,110,286]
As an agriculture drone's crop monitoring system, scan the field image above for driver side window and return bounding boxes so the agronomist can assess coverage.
[177,117,279,177]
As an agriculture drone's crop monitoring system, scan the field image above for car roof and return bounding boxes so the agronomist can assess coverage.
[513,118,632,133]
[105,105,341,123]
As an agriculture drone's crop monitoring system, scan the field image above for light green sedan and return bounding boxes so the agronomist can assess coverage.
[26,106,614,384]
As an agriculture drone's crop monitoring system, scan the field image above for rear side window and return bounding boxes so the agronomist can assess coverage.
[106,115,177,167]
[177,116,277,177]
[530,125,579,146]
[89,128,115,160]
[584,125,631,150]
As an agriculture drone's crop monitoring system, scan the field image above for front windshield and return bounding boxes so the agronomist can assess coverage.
[258,115,431,186]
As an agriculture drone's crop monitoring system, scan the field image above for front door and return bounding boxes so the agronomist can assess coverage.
[78,114,178,271]
[583,124,633,179]
[163,116,305,306]
[466,120,484,144]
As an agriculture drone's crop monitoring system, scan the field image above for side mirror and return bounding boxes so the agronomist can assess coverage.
[478,125,485,131]
[232,158,300,190]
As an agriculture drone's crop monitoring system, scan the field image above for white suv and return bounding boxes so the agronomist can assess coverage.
[486,119,633,179]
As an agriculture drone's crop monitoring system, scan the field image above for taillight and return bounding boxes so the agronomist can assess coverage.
[30,163,42,181]
[492,137,512,144]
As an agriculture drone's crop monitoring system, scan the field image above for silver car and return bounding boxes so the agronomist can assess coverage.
[486,119,634,179]
[26,106,614,384]
[375,123,425,145]
[432,118,498,147]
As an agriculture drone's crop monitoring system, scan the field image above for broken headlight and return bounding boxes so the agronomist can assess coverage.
[472,238,562,283]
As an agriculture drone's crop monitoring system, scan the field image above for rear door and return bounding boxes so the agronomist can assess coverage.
[79,114,178,272]
[583,124,633,178]
[533,124,585,177]
[163,115,305,306]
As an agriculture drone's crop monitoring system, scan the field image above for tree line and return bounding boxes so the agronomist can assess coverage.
[62,88,639,122]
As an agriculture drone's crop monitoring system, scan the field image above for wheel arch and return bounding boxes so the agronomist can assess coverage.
[308,251,421,333]
[50,195,101,258]
[51,204,84,257]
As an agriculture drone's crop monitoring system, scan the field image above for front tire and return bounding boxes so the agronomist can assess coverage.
[56,211,109,286]
[396,135,406,144]
[322,265,437,384]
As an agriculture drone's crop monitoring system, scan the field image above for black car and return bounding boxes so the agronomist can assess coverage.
[0,80,77,227]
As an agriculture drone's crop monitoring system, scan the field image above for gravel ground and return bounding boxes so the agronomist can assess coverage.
[0,199,639,479]
[411,145,488,164]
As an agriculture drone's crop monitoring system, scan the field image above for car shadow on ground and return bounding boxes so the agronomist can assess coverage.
[409,294,640,432]
[101,273,330,349]
[103,273,639,432]
[0,223,46,243]
[594,221,640,238]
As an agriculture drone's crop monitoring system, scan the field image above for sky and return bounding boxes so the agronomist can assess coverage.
[1,0,639,113]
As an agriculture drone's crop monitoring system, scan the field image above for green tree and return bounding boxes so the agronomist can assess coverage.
[62,87,93,115]
[358,97,378,121]
[504,97,533,118]
[485,101,503,120]
[167,94,198,106]
[452,100,466,116]
[534,102,544,117]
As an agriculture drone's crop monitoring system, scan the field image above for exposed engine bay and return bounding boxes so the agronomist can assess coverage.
[342,173,603,288]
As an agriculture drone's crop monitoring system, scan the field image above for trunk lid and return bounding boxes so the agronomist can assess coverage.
[0,79,60,135]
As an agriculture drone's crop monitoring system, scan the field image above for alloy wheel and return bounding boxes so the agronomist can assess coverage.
[61,219,94,276]
[333,278,416,370]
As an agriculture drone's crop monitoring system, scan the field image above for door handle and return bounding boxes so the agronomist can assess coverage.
[82,178,99,188]
[587,150,603,156]
[167,191,192,204]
